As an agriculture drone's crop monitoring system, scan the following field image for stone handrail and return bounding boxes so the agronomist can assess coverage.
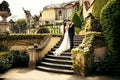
[28,36,52,68]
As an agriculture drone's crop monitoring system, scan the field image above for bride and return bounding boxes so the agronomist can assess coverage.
[53,21,70,56]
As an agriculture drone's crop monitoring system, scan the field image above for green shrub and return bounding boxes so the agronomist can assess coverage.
[37,27,50,34]
[100,0,120,75]
[11,50,29,68]
[0,52,13,73]
[15,19,27,33]
[92,0,109,20]
[70,11,82,29]
[0,50,29,73]
[75,27,81,34]
[0,44,8,51]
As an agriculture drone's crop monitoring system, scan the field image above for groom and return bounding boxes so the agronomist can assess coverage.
[67,20,75,50]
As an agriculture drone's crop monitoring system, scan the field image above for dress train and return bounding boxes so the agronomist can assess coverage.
[53,30,70,56]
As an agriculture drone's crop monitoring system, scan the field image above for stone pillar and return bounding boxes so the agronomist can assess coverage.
[28,48,41,68]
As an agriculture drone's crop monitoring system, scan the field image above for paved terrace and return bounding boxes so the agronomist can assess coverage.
[0,68,120,80]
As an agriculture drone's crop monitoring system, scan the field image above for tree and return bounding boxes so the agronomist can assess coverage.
[70,11,82,28]
[16,19,27,33]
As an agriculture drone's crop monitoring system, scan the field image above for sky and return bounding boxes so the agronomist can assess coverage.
[0,0,78,21]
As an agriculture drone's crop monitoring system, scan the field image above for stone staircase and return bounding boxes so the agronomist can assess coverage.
[36,35,84,74]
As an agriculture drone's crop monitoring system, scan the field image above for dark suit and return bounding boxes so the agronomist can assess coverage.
[68,23,75,49]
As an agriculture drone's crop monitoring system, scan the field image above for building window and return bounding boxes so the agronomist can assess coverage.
[59,10,62,16]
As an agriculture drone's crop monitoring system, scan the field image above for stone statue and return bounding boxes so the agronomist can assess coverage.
[85,13,102,32]
[23,8,31,16]
[0,1,10,12]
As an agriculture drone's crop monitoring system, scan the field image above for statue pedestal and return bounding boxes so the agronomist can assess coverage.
[28,48,40,69]
[0,11,11,34]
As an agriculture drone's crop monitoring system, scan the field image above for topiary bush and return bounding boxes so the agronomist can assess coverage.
[92,0,109,20]
[37,27,50,34]
[100,0,120,75]
[70,11,82,29]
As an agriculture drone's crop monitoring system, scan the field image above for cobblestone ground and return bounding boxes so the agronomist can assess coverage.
[0,68,120,80]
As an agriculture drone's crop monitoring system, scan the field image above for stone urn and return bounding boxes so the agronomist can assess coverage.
[0,11,11,22]
[0,11,11,34]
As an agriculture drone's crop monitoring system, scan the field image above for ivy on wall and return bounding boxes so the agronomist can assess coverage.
[92,0,109,20]
[100,0,120,75]
[72,32,105,75]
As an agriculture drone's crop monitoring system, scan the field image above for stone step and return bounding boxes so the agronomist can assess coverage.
[48,51,71,56]
[47,53,71,57]
[36,66,74,74]
[51,47,70,51]
[74,35,84,38]
[54,45,78,48]
[56,39,82,43]
[40,62,72,70]
[56,43,80,47]
[74,40,82,43]
[43,58,72,65]
[36,35,84,74]
[61,52,71,56]
[46,54,71,60]
[51,48,58,51]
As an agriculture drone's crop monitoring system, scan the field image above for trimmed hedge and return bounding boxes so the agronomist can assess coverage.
[0,50,29,73]
[100,0,120,75]
[37,27,50,34]
[0,35,47,51]
[92,0,109,20]
[0,34,45,41]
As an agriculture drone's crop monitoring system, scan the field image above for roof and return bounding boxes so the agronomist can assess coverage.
[43,0,79,9]
[43,3,63,9]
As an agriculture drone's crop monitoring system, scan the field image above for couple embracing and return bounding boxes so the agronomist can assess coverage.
[53,20,75,56]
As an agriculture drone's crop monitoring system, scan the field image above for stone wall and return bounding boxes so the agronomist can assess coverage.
[41,8,56,22]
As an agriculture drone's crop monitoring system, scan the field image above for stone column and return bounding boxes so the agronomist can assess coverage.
[28,48,41,68]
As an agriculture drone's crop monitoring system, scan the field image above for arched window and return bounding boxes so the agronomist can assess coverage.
[59,10,62,16]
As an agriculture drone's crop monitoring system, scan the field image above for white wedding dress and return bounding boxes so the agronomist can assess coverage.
[53,29,70,56]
